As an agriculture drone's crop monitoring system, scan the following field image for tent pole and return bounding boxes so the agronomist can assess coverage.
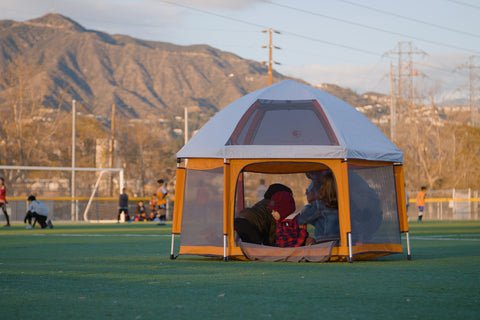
[223,234,228,262]
[170,234,176,259]
[405,231,412,260]
[347,232,353,263]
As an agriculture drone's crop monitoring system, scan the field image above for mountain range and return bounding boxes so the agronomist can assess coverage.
[0,13,385,121]
[0,13,299,119]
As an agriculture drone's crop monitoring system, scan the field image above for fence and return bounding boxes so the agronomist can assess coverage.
[406,189,479,221]
[1,197,173,223]
[1,189,478,224]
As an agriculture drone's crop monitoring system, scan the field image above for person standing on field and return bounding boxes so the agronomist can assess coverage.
[416,186,427,222]
[0,177,11,227]
[117,188,130,223]
[156,179,168,225]
[255,179,268,201]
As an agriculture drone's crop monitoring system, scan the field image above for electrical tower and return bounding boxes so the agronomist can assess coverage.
[455,56,480,127]
[262,28,281,86]
[385,41,426,141]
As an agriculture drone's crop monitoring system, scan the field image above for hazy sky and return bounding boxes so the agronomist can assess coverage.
[1,0,479,99]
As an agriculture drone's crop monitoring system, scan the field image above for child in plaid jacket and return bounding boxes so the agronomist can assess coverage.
[268,191,309,247]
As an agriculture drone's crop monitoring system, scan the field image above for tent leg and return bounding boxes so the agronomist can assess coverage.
[170,234,176,260]
[223,234,228,262]
[405,231,412,260]
[347,232,353,263]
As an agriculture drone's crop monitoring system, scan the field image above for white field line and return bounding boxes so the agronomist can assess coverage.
[27,234,172,237]
[2,233,477,241]
[409,235,480,241]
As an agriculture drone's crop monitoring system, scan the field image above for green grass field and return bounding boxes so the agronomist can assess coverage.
[1,221,479,320]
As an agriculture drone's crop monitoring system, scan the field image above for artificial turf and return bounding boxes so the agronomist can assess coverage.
[0,221,479,320]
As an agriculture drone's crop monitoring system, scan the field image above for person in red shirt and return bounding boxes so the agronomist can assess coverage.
[268,191,309,247]
[0,177,10,227]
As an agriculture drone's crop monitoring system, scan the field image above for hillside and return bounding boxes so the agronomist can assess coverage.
[0,13,293,119]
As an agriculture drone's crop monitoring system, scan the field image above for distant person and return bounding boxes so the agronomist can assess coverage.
[0,177,11,227]
[134,200,148,221]
[149,194,157,220]
[156,179,168,225]
[255,179,268,201]
[117,188,130,223]
[268,191,309,247]
[416,186,427,222]
[234,183,293,246]
[24,195,53,229]
[196,180,210,206]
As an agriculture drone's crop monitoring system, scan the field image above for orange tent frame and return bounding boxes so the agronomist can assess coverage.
[171,157,410,262]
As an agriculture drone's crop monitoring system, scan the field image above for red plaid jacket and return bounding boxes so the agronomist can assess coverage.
[275,214,309,247]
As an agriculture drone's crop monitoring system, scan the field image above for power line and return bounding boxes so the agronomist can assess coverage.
[338,0,480,39]
[157,0,478,92]
[444,0,480,10]
[281,29,382,57]
[157,0,267,29]
[158,0,386,59]
[261,0,480,55]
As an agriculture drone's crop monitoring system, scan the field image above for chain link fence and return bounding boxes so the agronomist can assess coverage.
[406,189,479,221]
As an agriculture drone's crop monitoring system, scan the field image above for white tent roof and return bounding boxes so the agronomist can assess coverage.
[177,80,403,163]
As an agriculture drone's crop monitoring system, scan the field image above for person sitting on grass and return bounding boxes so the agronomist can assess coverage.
[24,195,53,229]
[133,200,148,221]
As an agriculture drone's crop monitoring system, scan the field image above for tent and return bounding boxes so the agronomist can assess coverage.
[171,80,410,262]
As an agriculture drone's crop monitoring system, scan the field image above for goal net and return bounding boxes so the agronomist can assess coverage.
[0,165,124,223]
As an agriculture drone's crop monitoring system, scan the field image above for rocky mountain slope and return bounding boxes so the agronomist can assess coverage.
[0,13,294,119]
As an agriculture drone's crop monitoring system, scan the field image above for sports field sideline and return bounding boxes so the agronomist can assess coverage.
[1,221,479,320]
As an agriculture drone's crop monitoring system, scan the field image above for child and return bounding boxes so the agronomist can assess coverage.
[416,186,427,222]
[0,177,10,227]
[149,194,157,220]
[134,200,147,221]
[298,171,340,242]
[268,191,309,247]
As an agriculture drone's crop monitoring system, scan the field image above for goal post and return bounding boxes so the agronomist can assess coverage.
[0,165,124,222]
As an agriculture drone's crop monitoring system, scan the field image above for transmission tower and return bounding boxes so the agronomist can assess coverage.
[455,56,480,127]
[262,28,281,86]
[385,41,427,141]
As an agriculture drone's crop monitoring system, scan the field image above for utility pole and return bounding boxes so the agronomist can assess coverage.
[262,28,281,86]
[109,104,116,196]
[184,106,189,145]
[455,56,480,127]
[71,99,76,221]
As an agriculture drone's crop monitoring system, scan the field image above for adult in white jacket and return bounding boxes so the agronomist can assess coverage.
[24,195,53,229]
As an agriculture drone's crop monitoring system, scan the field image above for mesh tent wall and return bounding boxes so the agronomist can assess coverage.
[171,80,409,262]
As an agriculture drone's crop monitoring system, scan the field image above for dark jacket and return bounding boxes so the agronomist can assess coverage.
[237,199,276,246]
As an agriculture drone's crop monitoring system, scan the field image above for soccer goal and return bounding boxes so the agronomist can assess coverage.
[0,165,124,223]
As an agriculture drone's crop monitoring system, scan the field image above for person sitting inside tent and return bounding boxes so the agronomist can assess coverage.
[268,191,309,247]
[348,171,383,244]
[234,183,292,246]
[298,171,340,242]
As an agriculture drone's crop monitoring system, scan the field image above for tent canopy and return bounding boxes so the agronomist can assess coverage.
[172,80,409,262]
[177,80,403,163]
